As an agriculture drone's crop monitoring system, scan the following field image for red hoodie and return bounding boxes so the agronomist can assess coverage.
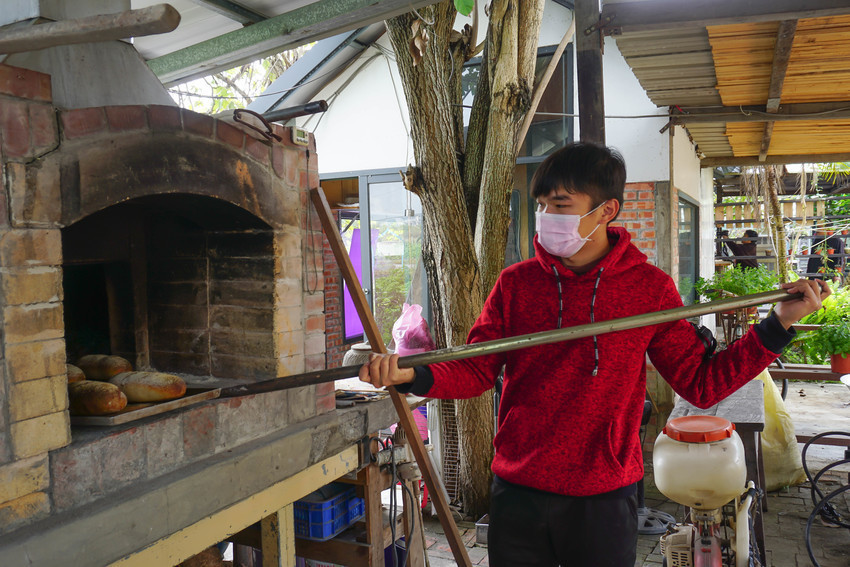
[418,227,788,496]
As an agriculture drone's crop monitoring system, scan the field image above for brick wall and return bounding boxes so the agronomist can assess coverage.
[323,210,347,370]
[611,181,658,266]
[0,65,68,532]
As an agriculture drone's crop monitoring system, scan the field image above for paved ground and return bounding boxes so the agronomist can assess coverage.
[420,381,850,567]
[420,464,850,567]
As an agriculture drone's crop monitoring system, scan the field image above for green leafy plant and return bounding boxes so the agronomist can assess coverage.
[454,0,474,16]
[795,284,850,364]
[799,284,850,325]
[811,324,850,357]
[694,265,780,301]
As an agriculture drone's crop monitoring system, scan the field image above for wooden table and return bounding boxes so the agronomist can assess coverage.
[669,380,766,564]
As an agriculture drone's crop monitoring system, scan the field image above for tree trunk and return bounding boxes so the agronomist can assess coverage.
[765,166,790,283]
[386,0,544,519]
[387,5,489,516]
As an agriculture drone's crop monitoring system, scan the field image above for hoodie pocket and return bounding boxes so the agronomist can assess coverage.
[602,421,627,478]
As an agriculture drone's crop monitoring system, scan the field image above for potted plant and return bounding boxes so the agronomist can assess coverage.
[811,325,850,373]
[694,266,780,341]
[694,266,780,321]
[797,285,850,371]
[694,265,780,302]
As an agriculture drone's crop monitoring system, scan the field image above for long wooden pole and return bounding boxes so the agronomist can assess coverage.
[308,188,474,567]
[221,288,801,396]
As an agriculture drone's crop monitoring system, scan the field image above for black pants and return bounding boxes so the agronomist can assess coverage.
[488,476,638,567]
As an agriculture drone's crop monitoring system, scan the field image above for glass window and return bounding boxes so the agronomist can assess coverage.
[461,46,573,158]
[678,199,699,305]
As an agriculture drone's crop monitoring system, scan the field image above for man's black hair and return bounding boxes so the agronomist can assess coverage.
[530,142,626,221]
[744,229,758,238]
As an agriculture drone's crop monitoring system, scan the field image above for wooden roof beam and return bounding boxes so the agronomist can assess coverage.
[759,20,797,161]
[576,0,606,144]
[672,101,850,123]
[598,0,850,34]
[703,153,850,167]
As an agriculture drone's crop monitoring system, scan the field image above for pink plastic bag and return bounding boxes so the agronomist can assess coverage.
[391,303,436,356]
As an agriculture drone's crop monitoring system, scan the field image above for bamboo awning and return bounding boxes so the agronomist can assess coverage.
[607,0,850,167]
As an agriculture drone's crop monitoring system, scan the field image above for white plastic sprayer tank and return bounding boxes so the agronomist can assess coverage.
[653,415,747,510]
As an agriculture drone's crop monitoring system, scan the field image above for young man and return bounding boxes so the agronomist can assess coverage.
[726,228,759,270]
[359,142,829,567]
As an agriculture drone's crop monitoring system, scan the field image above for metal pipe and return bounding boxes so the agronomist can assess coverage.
[220,289,800,397]
[262,100,328,123]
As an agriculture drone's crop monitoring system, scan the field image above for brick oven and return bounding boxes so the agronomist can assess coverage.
[0,34,386,563]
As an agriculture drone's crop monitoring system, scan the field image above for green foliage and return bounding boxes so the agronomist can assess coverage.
[795,285,850,363]
[825,196,850,217]
[454,0,475,16]
[694,265,780,301]
[171,48,309,115]
[810,324,850,357]
[800,284,850,325]
[373,265,408,346]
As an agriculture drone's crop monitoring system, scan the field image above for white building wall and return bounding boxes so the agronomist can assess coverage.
[298,38,413,174]
[671,127,713,285]
[672,126,701,201]
[601,37,669,184]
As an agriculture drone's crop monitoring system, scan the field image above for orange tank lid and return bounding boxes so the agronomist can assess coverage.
[663,415,735,443]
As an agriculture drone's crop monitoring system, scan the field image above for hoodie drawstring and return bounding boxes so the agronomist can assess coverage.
[551,264,603,377]
[590,267,603,376]
[551,264,564,329]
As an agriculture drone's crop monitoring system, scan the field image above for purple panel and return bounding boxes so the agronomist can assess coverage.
[343,229,378,340]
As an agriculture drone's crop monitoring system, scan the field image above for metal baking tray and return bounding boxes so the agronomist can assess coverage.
[69,387,221,426]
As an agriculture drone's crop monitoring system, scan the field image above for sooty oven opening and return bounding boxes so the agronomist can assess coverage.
[62,194,277,383]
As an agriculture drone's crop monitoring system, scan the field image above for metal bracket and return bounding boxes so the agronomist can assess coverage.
[233,108,282,142]
[585,13,617,36]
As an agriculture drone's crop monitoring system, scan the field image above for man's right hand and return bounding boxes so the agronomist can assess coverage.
[358,353,416,389]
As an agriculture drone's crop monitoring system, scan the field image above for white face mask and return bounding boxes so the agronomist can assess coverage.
[535,202,604,258]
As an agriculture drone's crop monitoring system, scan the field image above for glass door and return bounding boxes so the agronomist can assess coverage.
[365,176,425,344]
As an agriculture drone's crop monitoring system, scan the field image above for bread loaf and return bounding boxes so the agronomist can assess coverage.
[76,354,133,380]
[66,364,86,383]
[68,381,128,415]
[108,371,187,402]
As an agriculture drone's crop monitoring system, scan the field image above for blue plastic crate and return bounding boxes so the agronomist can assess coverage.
[294,483,357,541]
[347,496,365,523]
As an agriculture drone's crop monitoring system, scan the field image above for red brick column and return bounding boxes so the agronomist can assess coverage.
[323,210,346,370]
[612,181,658,265]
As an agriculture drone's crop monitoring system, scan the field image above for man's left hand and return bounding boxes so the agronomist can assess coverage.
[773,280,831,329]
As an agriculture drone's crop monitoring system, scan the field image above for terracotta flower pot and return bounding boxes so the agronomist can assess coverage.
[831,353,850,374]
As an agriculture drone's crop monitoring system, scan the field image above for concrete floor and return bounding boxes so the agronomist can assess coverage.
[420,382,850,567]
[420,466,850,567]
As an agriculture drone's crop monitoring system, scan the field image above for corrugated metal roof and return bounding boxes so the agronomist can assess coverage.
[613,10,850,165]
